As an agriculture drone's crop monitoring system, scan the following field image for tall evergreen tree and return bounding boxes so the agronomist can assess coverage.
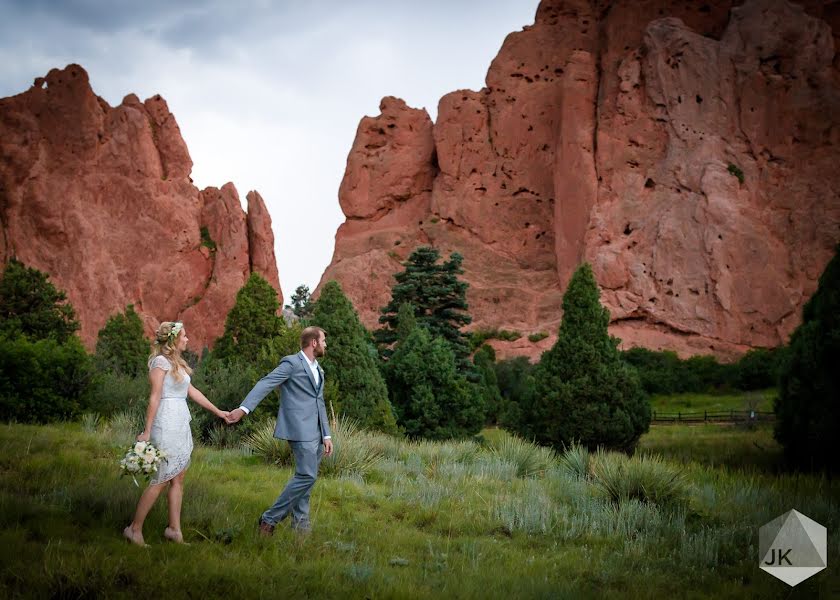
[0,258,79,342]
[775,244,840,472]
[95,304,150,376]
[214,273,285,363]
[395,302,417,343]
[525,263,649,452]
[311,281,398,433]
[289,284,313,318]
[0,260,92,423]
[474,344,503,424]
[385,322,485,439]
[376,246,472,371]
[494,356,536,431]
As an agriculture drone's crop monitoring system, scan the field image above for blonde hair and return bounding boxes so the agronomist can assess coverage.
[148,321,192,381]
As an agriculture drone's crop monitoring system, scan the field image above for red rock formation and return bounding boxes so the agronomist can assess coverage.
[320,0,840,361]
[0,64,282,350]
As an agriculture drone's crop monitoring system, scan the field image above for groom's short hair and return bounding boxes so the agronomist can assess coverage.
[300,326,325,349]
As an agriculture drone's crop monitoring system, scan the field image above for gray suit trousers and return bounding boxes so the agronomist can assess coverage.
[262,439,323,528]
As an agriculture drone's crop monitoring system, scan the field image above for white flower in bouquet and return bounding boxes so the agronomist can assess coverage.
[120,441,167,487]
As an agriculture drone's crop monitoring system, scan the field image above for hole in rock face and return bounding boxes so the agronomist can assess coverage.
[624,224,633,235]
[645,178,655,188]
[696,95,703,103]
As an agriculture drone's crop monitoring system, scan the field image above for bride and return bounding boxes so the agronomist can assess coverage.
[123,321,228,546]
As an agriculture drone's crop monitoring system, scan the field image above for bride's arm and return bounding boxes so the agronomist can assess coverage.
[187,385,227,419]
[139,368,165,441]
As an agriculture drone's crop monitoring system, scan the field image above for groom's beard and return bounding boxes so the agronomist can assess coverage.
[314,344,325,358]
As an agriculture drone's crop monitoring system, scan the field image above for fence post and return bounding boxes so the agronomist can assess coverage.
[678,412,681,422]
[704,410,707,422]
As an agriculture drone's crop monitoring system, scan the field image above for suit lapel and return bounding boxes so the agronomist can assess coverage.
[299,353,318,393]
[317,365,325,393]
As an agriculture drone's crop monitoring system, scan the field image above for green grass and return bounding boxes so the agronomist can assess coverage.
[650,390,775,414]
[1,421,838,599]
[639,423,783,472]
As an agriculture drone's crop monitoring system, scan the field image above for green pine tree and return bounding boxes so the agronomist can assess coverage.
[311,281,398,433]
[525,263,650,452]
[494,356,536,431]
[395,302,417,343]
[214,273,285,363]
[775,244,840,472]
[0,258,80,343]
[94,304,150,376]
[376,246,472,372]
[0,260,92,423]
[474,344,503,424]
[385,312,485,439]
[289,284,313,319]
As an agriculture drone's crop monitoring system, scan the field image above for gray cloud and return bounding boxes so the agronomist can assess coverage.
[0,0,538,295]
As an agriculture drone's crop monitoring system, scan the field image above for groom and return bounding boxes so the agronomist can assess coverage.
[225,326,333,535]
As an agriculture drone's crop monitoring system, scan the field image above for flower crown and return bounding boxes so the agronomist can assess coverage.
[167,322,184,342]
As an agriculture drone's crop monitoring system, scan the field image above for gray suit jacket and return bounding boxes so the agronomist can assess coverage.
[241,352,331,442]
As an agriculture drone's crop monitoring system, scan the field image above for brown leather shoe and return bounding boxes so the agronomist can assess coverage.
[258,519,275,537]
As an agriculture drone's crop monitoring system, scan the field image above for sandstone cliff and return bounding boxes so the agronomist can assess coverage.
[320,0,840,361]
[0,65,282,351]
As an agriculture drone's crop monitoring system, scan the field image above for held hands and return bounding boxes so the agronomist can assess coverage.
[225,408,245,425]
[323,438,334,457]
[218,410,230,421]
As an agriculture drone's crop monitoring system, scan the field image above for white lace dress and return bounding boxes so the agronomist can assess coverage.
[149,355,193,484]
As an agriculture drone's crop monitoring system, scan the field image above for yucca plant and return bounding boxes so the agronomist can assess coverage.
[489,434,556,478]
[80,412,101,434]
[206,423,241,449]
[106,409,143,444]
[319,415,384,478]
[243,420,292,466]
[592,449,689,507]
[558,441,590,479]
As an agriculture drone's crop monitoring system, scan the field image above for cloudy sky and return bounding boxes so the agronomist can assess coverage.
[0,0,538,300]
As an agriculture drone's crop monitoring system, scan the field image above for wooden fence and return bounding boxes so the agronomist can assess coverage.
[651,409,775,424]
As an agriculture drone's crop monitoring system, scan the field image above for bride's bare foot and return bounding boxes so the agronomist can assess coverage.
[164,526,188,544]
[123,525,149,547]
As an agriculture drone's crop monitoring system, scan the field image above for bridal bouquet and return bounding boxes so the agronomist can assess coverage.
[119,440,167,487]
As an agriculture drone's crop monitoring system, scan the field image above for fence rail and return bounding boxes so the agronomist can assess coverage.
[651,409,775,423]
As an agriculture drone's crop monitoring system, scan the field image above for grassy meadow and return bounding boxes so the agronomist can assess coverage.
[649,390,776,415]
[0,402,838,599]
